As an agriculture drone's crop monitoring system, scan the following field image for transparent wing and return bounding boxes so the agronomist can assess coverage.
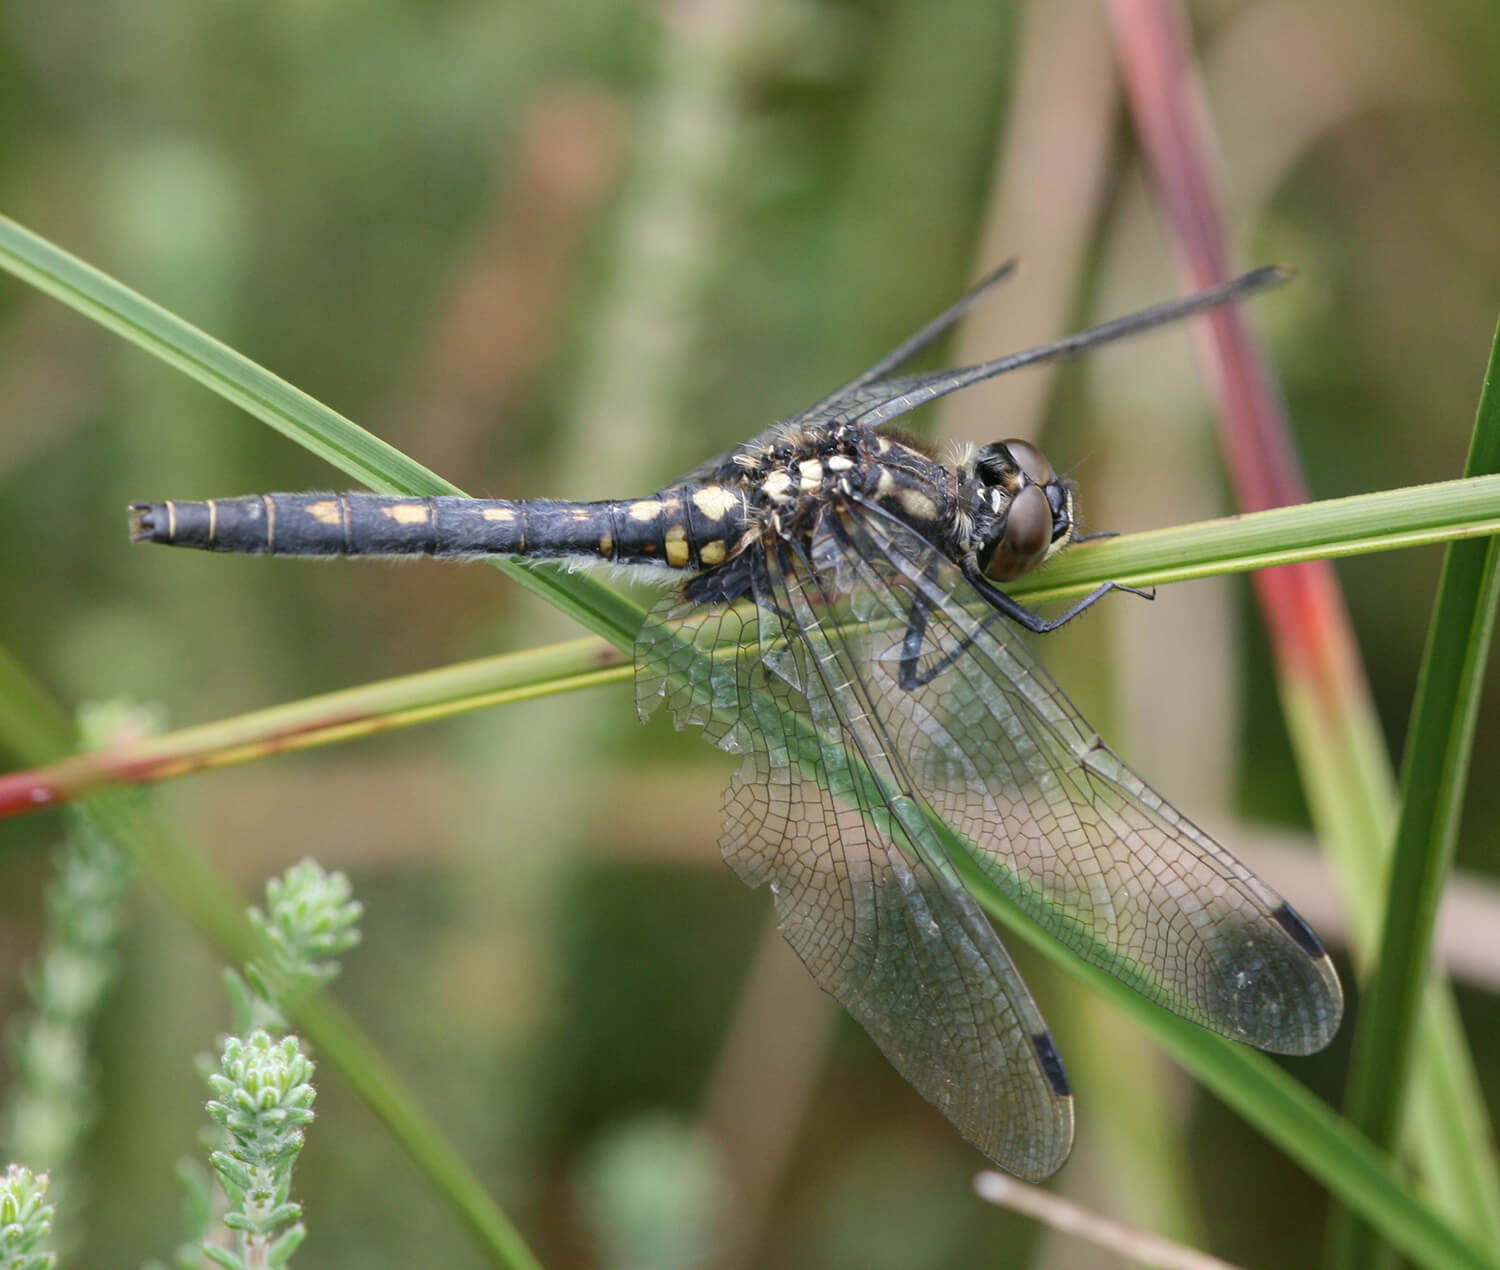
[803,267,1292,433]
[827,503,1343,1054]
[670,264,1020,485]
[671,267,1284,484]
[636,551,1074,1181]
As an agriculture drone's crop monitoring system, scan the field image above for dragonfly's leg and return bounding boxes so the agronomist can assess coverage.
[897,592,994,690]
[897,594,932,689]
[964,568,1153,634]
[899,573,1151,688]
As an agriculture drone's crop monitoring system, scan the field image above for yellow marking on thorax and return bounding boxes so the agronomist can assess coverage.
[875,469,896,498]
[797,459,824,490]
[382,503,431,525]
[692,485,738,521]
[826,455,854,472]
[481,506,517,522]
[897,488,939,522]
[762,470,794,503]
[304,499,343,526]
[663,524,690,568]
[629,499,665,522]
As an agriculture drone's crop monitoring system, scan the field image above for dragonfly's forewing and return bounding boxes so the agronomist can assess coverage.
[636,564,1075,1181]
[670,264,1021,487]
[671,268,1285,485]
[833,503,1343,1054]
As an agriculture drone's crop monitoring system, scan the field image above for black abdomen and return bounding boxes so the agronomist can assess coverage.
[129,487,748,571]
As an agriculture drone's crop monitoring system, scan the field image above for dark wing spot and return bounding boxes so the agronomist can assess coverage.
[1032,1032,1070,1097]
[1272,902,1327,959]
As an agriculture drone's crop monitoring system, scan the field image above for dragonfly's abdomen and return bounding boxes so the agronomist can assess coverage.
[129,487,748,571]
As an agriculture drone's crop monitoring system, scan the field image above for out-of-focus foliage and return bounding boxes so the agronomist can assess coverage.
[1,1,1497,1267]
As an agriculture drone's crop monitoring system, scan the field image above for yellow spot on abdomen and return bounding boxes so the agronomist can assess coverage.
[305,499,342,526]
[664,525,690,568]
[692,486,738,522]
[699,540,726,566]
[382,503,431,525]
[629,499,664,522]
[481,506,517,522]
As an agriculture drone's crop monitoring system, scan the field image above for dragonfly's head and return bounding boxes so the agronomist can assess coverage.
[967,439,1077,582]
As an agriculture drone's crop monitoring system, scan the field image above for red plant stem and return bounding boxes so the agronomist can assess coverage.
[1104,0,1365,717]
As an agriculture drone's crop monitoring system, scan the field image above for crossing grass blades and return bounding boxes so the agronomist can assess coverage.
[131,264,1343,1181]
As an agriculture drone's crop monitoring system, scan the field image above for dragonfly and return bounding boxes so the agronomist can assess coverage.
[130,264,1342,1181]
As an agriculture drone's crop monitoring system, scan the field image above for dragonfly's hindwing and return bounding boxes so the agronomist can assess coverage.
[635,548,1075,1181]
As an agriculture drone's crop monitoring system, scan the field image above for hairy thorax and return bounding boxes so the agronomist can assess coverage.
[729,422,963,551]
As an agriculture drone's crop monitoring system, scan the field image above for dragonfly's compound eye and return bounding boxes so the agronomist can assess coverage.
[982,483,1052,581]
[1000,438,1056,486]
[974,438,1057,489]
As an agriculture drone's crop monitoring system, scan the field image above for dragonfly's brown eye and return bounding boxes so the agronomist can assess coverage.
[983,483,1051,581]
[1000,437,1056,486]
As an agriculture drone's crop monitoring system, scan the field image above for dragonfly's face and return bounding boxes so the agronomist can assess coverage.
[969,439,1077,582]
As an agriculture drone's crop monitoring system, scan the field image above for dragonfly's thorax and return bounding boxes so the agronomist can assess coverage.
[732,421,963,548]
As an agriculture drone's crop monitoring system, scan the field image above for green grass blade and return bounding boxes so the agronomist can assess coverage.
[1327,317,1500,1268]
[7,212,1500,652]
[4,474,1497,815]
[91,799,544,1270]
[0,643,74,763]
[950,860,1496,1270]
[0,639,633,812]
[638,604,1493,1268]
[1018,474,1500,601]
[6,214,1498,1267]
[0,213,644,652]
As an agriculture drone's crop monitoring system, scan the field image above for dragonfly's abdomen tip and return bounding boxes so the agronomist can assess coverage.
[128,502,161,543]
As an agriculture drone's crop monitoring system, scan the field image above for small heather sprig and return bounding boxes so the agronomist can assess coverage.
[0,1164,56,1270]
[187,860,362,1265]
[201,1033,316,1270]
[4,809,131,1171]
[2,704,144,1192]
[231,860,362,1035]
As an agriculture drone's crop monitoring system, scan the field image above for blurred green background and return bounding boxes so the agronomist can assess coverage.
[3,0,1499,1266]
